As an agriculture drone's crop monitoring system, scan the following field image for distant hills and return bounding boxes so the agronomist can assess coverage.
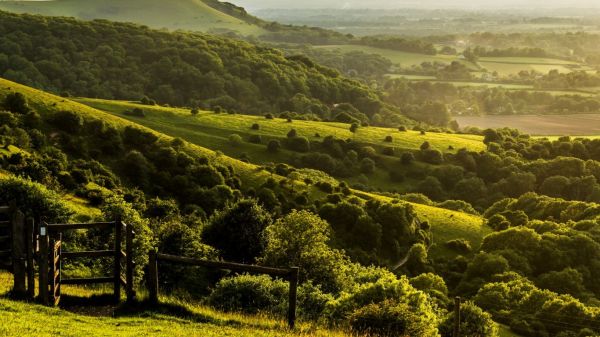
[0,0,267,35]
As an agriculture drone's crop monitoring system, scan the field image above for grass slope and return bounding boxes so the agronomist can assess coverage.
[0,0,266,35]
[75,98,486,154]
[73,97,489,256]
[0,77,488,259]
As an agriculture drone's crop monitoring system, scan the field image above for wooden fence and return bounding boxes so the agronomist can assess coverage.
[38,217,135,305]
[148,251,300,329]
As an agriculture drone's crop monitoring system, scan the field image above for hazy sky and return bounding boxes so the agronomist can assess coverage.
[236,0,600,10]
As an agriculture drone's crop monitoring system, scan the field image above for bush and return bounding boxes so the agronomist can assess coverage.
[401,152,415,165]
[267,139,281,153]
[382,147,395,156]
[438,301,497,337]
[203,199,272,263]
[248,134,262,144]
[398,126,407,132]
[50,110,84,134]
[350,123,359,133]
[207,274,288,315]
[3,92,29,114]
[287,129,297,138]
[422,149,444,165]
[350,300,436,337]
[228,134,243,147]
[251,123,260,130]
[191,108,199,115]
[445,239,472,253]
[265,113,274,119]
[0,176,72,221]
[286,136,310,152]
[384,135,393,142]
[360,157,376,174]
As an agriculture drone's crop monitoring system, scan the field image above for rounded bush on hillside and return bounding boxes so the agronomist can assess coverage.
[287,129,297,138]
[398,126,407,132]
[350,300,437,337]
[251,123,260,130]
[267,139,281,153]
[264,113,274,119]
[438,301,497,337]
[384,135,393,142]
[228,134,243,147]
[207,274,288,315]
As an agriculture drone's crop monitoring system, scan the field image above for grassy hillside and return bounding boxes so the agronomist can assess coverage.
[0,0,266,35]
[71,96,488,257]
[75,98,486,154]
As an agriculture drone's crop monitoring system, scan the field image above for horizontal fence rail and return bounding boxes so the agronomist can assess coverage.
[148,251,300,329]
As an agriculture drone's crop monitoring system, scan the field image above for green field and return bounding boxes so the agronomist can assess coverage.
[0,0,266,35]
[456,114,600,136]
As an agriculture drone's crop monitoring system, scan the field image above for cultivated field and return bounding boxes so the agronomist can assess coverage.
[456,114,600,136]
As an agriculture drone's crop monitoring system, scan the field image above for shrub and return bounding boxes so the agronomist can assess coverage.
[287,118,293,123]
[382,147,395,156]
[286,136,310,152]
[50,110,83,134]
[251,123,260,130]
[360,158,376,174]
[214,106,223,113]
[398,126,407,132]
[3,92,29,114]
[350,123,359,133]
[420,141,431,150]
[228,134,243,147]
[445,239,472,253]
[191,108,199,115]
[314,133,321,138]
[350,300,435,337]
[248,134,262,144]
[422,149,444,165]
[0,176,72,221]
[287,129,297,138]
[0,111,17,127]
[438,301,497,337]
[203,199,272,263]
[130,108,145,117]
[384,135,393,142]
[207,274,288,315]
[265,113,274,119]
[267,139,281,153]
[401,152,415,165]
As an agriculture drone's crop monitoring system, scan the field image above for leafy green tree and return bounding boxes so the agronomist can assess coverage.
[203,199,272,263]
[439,301,498,337]
[3,92,29,113]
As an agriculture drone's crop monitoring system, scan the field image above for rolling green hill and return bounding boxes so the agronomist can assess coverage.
[71,96,488,257]
[0,77,488,259]
[0,0,266,35]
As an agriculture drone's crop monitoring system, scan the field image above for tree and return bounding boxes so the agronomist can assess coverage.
[360,157,375,174]
[203,199,272,263]
[3,92,29,114]
[420,141,431,150]
[439,301,498,337]
[287,129,297,138]
[401,152,415,165]
[267,139,281,153]
[260,210,348,292]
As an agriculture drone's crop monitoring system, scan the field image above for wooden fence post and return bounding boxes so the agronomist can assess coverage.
[125,223,135,303]
[26,218,35,300]
[38,223,49,306]
[287,267,299,330]
[113,216,122,303]
[148,250,158,304]
[11,210,26,298]
[453,296,461,337]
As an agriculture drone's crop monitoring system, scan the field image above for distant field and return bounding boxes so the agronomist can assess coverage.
[316,45,589,76]
[315,44,461,67]
[457,114,600,136]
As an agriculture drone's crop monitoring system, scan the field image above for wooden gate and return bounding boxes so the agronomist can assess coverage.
[38,217,135,306]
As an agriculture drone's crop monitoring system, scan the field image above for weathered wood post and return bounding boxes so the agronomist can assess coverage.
[11,210,26,298]
[125,223,135,303]
[148,250,158,304]
[26,217,35,299]
[38,223,49,305]
[453,296,461,337]
[287,267,299,330]
[113,216,122,302]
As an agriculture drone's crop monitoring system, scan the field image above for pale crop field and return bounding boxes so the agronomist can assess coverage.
[456,114,600,136]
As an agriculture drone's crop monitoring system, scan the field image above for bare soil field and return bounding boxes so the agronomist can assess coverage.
[456,114,600,136]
